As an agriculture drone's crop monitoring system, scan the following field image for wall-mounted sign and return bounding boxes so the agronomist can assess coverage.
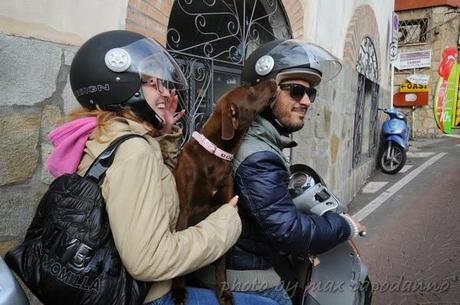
[389,12,399,62]
[395,49,432,70]
[389,42,399,62]
[392,12,399,41]
[394,92,428,107]
[400,82,428,92]
[407,74,429,85]
[433,63,459,134]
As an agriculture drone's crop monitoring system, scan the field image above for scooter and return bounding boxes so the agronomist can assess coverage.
[0,256,29,305]
[377,107,410,174]
[275,164,372,305]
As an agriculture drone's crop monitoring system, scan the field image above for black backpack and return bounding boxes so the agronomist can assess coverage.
[5,134,150,305]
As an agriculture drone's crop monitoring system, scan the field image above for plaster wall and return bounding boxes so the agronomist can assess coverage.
[304,0,394,85]
[0,0,129,45]
[291,0,394,203]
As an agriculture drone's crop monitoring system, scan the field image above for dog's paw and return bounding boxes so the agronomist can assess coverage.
[219,290,234,305]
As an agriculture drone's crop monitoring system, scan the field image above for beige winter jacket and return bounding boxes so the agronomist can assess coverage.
[76,118,242,303]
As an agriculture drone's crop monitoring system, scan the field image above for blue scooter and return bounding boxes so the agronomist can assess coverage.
[377,107,411,174]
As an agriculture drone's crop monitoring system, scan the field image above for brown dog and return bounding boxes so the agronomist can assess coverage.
[172,79,277,305]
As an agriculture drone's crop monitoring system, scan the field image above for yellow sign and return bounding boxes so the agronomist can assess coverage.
[400,82,428,92]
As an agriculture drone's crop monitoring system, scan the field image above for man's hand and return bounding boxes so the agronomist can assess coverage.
[342,213,367,238]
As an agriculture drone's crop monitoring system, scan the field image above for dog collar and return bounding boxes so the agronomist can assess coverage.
[192,131,234,161]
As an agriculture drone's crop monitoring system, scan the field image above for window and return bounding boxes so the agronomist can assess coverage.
[398,18,430,45]
[353,37,379,168]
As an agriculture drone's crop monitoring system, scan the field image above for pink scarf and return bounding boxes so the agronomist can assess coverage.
[47,117,97,177]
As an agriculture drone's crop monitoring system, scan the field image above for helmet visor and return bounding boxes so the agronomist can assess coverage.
[271,40,342,83]
[121,38,188,90]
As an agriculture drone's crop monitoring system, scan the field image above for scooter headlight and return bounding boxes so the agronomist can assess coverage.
[396,111,405,119]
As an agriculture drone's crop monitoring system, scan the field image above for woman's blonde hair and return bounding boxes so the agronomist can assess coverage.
[64,106,150,142]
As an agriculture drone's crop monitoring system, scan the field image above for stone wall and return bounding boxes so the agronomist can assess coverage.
[395,6,460,138]
[0,34,79,304]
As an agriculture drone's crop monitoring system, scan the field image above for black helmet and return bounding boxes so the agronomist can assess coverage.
[70,30,187,128]
[241,39,342,87]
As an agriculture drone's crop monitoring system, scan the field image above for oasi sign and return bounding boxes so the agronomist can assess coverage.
[400,82,428,93]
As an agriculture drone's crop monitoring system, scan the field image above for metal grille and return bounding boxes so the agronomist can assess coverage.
[368,83,379,157]
[352,74,366,167]
[356,37,378,83]
[167,0,291,65]
[167,0,291,143]
[353,37,379,168]
[398,18,430,45]
[170,53,214,146]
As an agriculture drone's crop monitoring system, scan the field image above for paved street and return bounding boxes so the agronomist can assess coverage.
[349,136,460,305]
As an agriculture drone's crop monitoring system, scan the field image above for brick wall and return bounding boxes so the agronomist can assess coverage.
[126,0,174,45]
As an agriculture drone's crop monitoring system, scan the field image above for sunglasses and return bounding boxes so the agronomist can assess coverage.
[279,83,317,103]
[141,77,171,94]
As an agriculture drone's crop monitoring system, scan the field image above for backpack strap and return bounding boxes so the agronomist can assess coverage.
[84,134,146,183]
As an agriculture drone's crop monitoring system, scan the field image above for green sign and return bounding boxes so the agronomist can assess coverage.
[434,63,460,134]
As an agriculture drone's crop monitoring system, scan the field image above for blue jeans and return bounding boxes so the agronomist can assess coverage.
[144,287,279,305]
[244,284,292,305]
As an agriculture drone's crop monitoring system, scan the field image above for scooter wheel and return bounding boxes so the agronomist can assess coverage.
[378,142,406,174]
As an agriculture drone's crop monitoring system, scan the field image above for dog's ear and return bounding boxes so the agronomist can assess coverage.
[221,102,239,140]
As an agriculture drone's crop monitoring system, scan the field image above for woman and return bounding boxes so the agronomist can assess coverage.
[47,30,277,305]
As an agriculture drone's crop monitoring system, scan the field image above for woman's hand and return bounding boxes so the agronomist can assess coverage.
[159,89,185,135]
[228,195,239,211]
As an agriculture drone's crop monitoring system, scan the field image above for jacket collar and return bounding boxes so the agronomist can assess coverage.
[102,119,164,146]
[107,119,151,135]
[247,116,297,149]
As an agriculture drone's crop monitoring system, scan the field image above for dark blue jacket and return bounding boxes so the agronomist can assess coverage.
[227,116,351,270]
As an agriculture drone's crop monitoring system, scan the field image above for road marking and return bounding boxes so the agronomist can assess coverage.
[399,165,413,173]
[361,182,388,194]
[407,152,435,158]
[353,152,447,221]
[456,144,460,147]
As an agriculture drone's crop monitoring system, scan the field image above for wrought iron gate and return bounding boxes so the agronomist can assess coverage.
[166,0,292,145]
[352,36,380,168]
[369,82,379,157]
[352,74,366,167]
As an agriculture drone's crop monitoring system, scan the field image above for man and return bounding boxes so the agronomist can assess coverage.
[224,40,366,305]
